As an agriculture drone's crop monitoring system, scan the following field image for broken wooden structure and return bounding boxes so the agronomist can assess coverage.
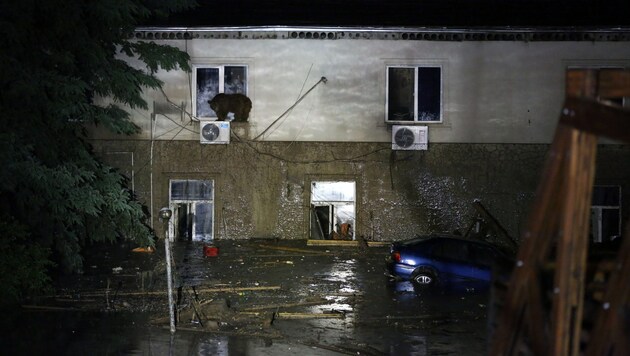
[490,69,630,355]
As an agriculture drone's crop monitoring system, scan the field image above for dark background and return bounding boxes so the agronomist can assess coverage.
[144,0,630,27]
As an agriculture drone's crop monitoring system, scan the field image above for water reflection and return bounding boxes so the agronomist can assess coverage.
[12,241,491,355]
[4,309,345,355]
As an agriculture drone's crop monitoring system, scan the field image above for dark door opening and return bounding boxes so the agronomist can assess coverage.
[309,181,356,240]
[175,203,193,241]
[311,205,333,239]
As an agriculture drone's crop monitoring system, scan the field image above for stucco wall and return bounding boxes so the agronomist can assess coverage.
[93,35,630,145]
[90,137,630,243]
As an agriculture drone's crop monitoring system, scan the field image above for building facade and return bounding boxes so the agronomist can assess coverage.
[89,27,630,243]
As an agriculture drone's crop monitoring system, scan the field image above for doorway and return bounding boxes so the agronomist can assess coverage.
[310,181,356,240]
[169,179,214,242]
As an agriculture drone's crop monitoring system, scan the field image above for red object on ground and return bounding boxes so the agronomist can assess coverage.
[203,245,219,257]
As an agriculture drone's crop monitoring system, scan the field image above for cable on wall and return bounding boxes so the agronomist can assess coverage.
[253,76,328,141]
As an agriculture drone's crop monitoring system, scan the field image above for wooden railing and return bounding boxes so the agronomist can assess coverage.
[490,69,630,356]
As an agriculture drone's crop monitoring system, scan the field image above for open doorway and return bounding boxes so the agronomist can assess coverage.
[169,179,214,242]
[310,181,356,240]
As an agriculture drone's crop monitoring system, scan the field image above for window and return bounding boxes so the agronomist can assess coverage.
[591,185,621,243]
[386,66,442,123]
[193,65,248,120]
[169,179,215,241]
[431,239,469,262]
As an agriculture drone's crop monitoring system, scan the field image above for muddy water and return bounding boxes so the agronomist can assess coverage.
[5,239,490,355]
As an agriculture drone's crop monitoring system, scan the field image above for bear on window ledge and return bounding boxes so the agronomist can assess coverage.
[208,93,252,122]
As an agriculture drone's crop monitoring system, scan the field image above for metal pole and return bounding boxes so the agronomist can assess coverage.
[160,207,175,334]
[165,232,176,333]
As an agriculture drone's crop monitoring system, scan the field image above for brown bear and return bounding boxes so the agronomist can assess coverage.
[208,93,252,122]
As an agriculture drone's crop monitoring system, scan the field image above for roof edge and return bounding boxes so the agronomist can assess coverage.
[133,26,630,42]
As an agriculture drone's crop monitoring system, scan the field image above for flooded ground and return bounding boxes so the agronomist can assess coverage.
[3,239,491,355]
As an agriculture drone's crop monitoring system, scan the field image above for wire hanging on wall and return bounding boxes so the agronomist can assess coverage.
[253,76,328,141]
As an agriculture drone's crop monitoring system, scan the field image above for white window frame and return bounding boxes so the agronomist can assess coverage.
[192,64,248,121]
[386,65,443,124]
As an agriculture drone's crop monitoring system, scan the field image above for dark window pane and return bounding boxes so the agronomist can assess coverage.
[417,67,441,121]
[170,181,187,200]
[194,202,213,240]
[592,186,620,206]
[197,67,220,118]
[170,180,213,200]
[602,208,621,240]
[388,67,415,121]
[225,66,247,95]
[433,240,468,262]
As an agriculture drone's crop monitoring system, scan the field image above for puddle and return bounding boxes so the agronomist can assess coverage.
[12,240,490,355]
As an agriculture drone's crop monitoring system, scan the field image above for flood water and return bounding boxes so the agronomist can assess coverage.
[3,240,491,355]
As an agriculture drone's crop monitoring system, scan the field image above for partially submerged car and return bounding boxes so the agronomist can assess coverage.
[386,234,514,291]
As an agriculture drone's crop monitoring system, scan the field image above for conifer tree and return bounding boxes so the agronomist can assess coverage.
[0,0,195,302]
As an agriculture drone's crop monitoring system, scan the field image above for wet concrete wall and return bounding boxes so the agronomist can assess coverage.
[92,137,630,243]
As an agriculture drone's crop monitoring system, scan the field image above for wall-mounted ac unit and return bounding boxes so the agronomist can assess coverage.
[200,121,230,144]
[391,125,428,150]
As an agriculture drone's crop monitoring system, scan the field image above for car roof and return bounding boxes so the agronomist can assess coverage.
[396,234,509,251]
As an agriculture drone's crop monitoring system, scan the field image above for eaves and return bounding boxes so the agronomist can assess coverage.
[134,26,630,42]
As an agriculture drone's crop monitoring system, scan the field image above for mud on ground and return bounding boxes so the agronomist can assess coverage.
[22,239,490,355]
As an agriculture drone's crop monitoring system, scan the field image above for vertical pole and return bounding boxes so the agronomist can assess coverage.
[160,207,175,334]
[165,231,176,333]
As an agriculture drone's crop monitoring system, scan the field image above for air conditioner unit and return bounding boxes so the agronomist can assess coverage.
[391,125,428,150]
[200,121,230,144]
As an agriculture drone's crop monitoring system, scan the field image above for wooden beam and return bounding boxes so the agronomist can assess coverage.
[273,312,344,319]
[585,219,630,356]
[306,240,390,247]
[566,69,598,98]
[550,128,597,356]
[65,285,282,297]
[561,97,630,143]
[566,68,630,99]
[525,275,548,355]
[257,244,332,255]
[598,69,630,98]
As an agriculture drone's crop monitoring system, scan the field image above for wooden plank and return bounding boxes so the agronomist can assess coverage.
[257,244,332,255]
[561,97,630,143]
[550,128,597,356]
[570,132,597,354]
[273,312,344,319]
[493,67,629,356]
[239,298,330,311]
[585,219,630,356]
[566,69,597,98]
[306,240,390,247]
[598,69,630,98]
[472,200,518,251]
[68,285,282,297]
[550,128,578,356]
[525,275,548,355]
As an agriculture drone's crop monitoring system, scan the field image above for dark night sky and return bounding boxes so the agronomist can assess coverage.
[144,0,630,28]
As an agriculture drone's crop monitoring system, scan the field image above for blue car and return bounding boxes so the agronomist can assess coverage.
[386,234,513,291]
